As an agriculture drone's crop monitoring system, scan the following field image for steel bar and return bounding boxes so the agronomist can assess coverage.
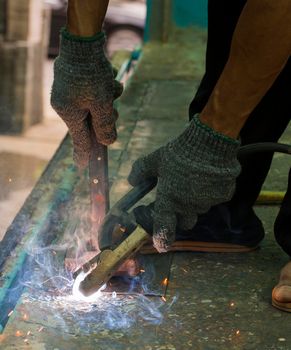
[88,116,110,250]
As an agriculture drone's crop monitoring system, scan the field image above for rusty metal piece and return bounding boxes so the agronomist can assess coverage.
[79,226,151,297]
[102,252,173,296]
[88,116,110,250]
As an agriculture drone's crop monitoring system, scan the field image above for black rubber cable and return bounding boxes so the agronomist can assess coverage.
[238,142,291,159]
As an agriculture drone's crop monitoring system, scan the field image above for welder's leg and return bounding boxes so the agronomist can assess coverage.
[274,168,291,257]
[273,171,291,309]
[195,61,291,225]
[189,0,246,116]
[189,0,291,240]
[228,60,291,219]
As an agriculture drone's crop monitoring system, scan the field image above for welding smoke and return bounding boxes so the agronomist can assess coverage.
[19,210,177,333]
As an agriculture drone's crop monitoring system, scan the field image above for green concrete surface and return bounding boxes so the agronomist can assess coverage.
[1,27,291,349]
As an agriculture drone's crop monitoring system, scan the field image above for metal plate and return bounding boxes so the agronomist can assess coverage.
[102,253,173,296]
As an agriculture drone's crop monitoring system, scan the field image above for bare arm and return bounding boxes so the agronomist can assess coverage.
[67,0,110,36]
[201,0,291,139]
[52,0,123,169]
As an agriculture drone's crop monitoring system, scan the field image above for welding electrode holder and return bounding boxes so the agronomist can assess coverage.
[97,178,157,250]
[72,177,157,280]
[78,225,152,297]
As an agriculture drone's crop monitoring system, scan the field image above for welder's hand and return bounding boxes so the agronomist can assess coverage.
[51,29,123,168]
[128,115,241,252]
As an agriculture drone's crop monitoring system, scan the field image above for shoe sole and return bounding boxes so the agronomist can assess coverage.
[140,241,259,254]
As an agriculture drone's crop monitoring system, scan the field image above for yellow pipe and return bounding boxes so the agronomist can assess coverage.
[256,191,285,205]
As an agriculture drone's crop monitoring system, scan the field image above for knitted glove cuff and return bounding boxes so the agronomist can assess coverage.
[59,27,106,64]
[172,114,240,166]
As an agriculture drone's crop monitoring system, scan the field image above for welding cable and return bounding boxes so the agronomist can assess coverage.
[237,142,291,204]
[238,142,291,159]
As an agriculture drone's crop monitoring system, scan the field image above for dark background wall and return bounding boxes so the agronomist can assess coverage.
[0,0,6,35]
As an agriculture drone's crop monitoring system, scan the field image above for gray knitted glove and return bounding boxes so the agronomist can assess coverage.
[51,29,123,168]
[128,115,241,252]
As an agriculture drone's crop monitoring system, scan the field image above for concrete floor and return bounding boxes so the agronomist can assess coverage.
[0,59,67,240]
[1,27,291,349]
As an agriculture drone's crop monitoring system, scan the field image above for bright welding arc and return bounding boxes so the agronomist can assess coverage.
[72,271,106,302]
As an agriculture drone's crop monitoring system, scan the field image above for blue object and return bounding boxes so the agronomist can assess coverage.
[172,0,207,28]
[145,0,207,41]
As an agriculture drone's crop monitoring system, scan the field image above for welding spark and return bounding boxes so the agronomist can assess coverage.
[162,278,168,286]
[0,335,6,343]
[72,271,106,302]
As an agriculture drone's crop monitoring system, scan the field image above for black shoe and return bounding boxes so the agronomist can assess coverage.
[134,201,265,252]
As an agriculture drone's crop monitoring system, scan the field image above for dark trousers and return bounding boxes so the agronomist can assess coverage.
[189,0,291,254]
